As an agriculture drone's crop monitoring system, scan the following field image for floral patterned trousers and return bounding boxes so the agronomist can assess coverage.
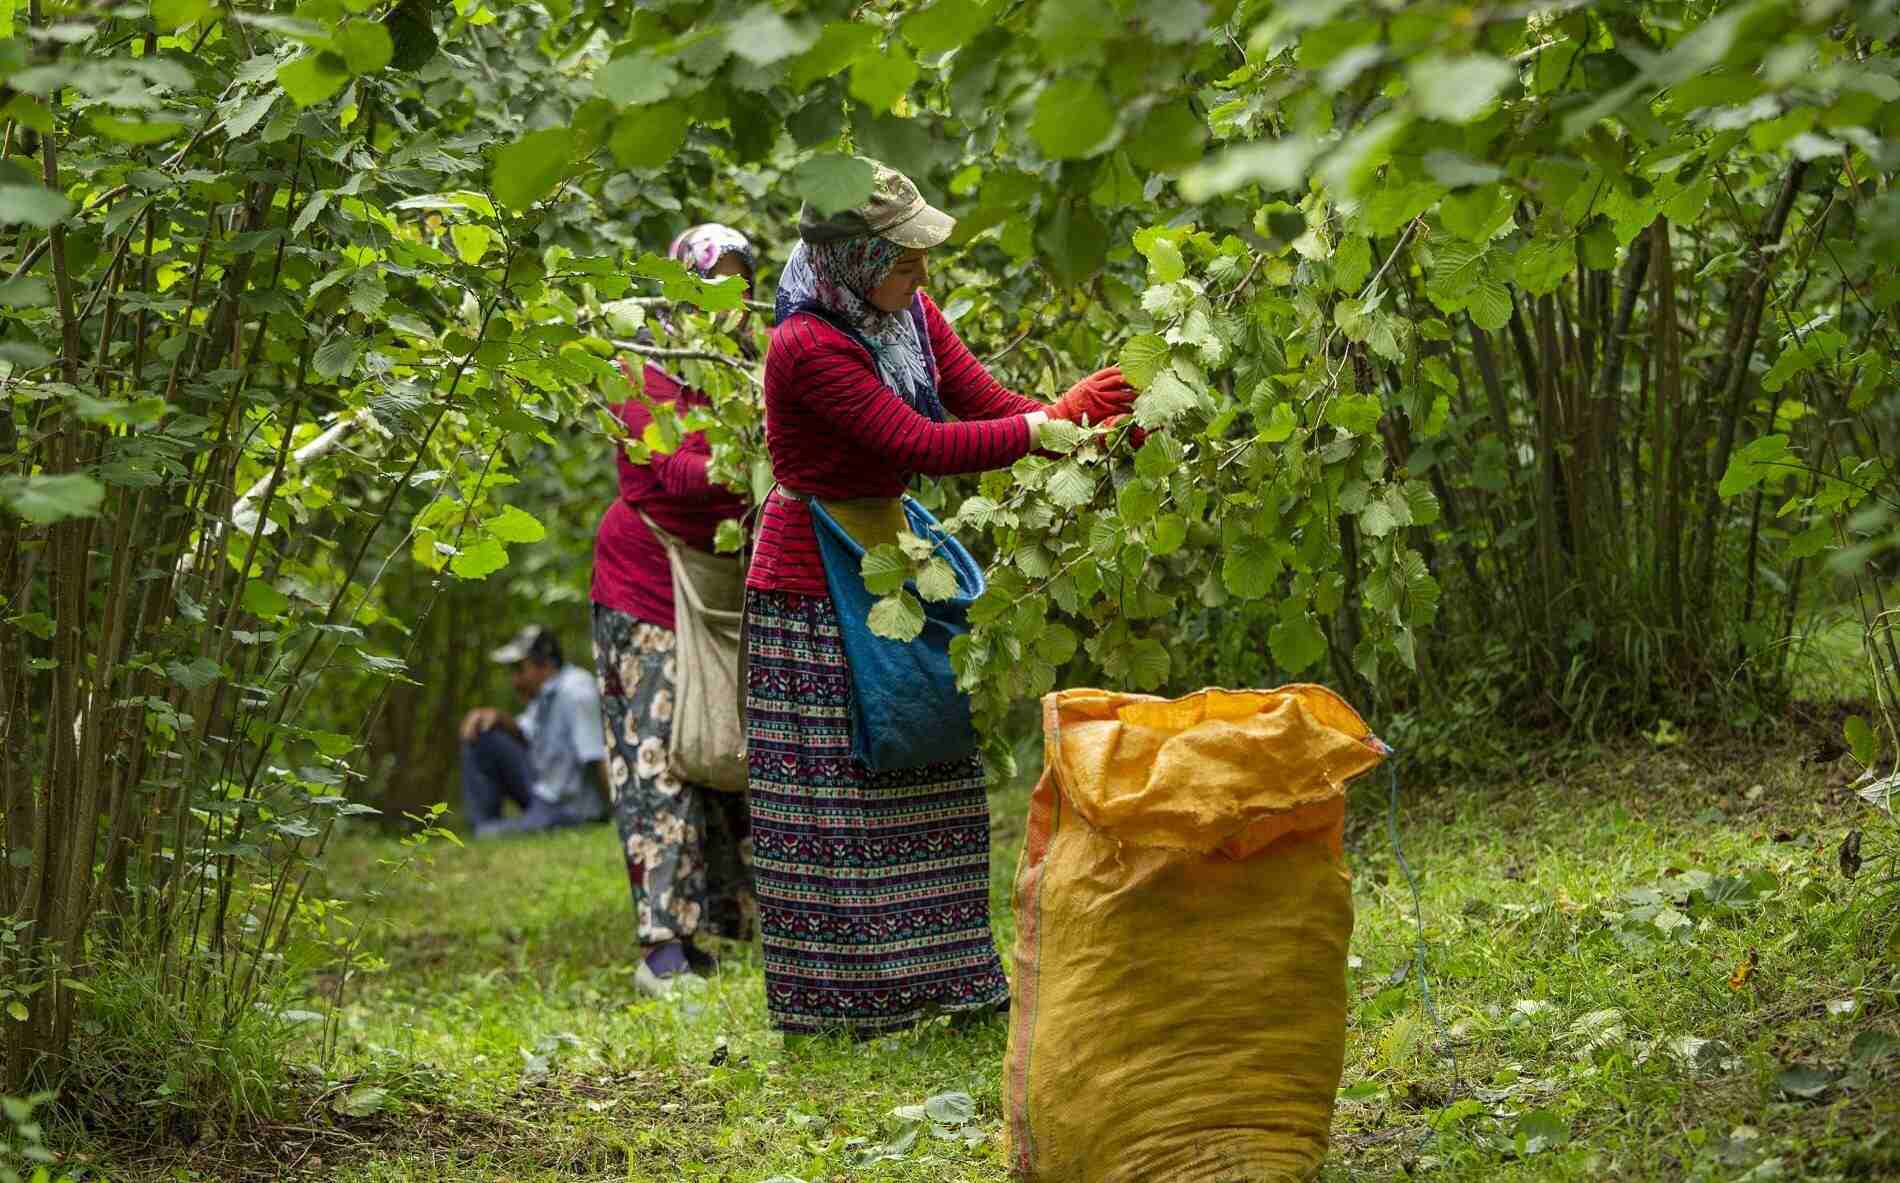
[591,604,755,947]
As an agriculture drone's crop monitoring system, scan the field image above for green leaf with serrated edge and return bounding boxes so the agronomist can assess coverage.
[714,519,745,554]
[1466,277,1512,330]
[487,505,545,543]
[1036,623,1078,664]
[493,126,574,208]
[860,545,909,596]
[1118,334,1170,388]
[1144,237,1185,284]
[1514,238,1575,295]
[849,46,917,114]
[789,154,875,215]
[1403,481,1441,525]
[1325,393,1382,436]
[449,538,508,579]
[1127,638,1170,689]
[1117,480,1161,525]
[1269,613,1327,674]
[1031,77,1115,160]
[1046,463,1095,509]
[1134,367,1197,429]
[867,591,925,641]
[1037,418,1082,454]
[915,558,958,602]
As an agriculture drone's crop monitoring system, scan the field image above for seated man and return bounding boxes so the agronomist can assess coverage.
[458,625,610,838]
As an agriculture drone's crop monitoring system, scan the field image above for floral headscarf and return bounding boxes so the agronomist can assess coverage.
[669,222,755,283]
[774,237,943,422]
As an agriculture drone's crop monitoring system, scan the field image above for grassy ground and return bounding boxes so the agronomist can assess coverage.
[73,727,1897,1182]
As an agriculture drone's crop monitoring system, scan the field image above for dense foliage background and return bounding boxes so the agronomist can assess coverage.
[1,0,1895,1144]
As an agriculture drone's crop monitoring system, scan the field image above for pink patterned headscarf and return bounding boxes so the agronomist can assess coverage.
[668,223,755,284]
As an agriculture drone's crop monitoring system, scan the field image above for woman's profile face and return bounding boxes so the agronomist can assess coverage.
[867,248,929,313]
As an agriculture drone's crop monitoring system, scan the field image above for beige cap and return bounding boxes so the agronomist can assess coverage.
[798,159,956,249]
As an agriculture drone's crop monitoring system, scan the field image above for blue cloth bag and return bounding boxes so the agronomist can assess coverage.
[804,495,984,772]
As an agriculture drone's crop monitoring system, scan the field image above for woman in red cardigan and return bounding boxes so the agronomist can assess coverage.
[745,163,1137,1035]
[591,224,758,997]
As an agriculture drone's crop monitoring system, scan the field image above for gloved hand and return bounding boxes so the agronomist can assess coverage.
[1099,414,1150,448]
[1049,366,1137,426]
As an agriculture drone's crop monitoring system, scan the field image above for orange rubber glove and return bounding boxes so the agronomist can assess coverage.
[1049,366,1137,426]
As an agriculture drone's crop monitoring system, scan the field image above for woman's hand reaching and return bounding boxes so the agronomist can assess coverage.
[1049,366,1138,426]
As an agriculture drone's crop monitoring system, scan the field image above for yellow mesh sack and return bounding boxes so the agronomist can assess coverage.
[1003,686,1387,1183]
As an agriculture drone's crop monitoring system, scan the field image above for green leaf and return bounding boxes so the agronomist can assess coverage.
[714,519,745,554]
[789,153,876,215]
[594,53,679,106]
[0,183,73,228]
[915,557,958,602]
[727,5,817,66]
[1144,237,1186,285]
[1359,499,1399,538]
[493,126,575,209]
[1845,715,1876,767]
[1031,77,1115,161]
[449,538,509,579]
[1126,100,1205,172]
[166,656,222,690]
[867,591,925,641]
[241,580,291,619]
[2,473,104,523]
[1151,513,1187,555]
[1466,277,1513,331]
[1046,462,1096,509]
[1439,185,1510,241]
[153,0,212,30]
[1408,52,1516,123]
[849,45,918,114]
[487,505,546,543]
[337,21,393,74]
[1775,1066,1834,1101]
[450,223,492,264]
[1117,479,1161,526]
[1127,637,1171,690]
[6,1001,26,1022]
[1402,481,1441,526]
[1259,401,1298,443]
[1513,1109,1571,1155]
[1036,418,1082,454]
[902,1,993,53]
[90,115,185,144]
[860,545,909,596]
[609,104,689,170]
[1269,613,1327,674]
[1036,623,1078,665]
[1133,366,1198,429]
[786,22,879,90]
[1334,235,1373,293]
[1325,393,1383,436]
[1118,334,1171,389]
[1223,540,1281,600]
[1178,138,1318,201]
[277,52,349,108]
[1514,238,1575,295]
[312,337,361,379]
[1718,434,1790,498]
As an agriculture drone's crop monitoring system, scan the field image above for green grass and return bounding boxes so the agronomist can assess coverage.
[72,730,1897,1182]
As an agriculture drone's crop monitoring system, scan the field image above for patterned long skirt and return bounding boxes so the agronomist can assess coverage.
[743,588,1011,1034]
[591,605,755,947]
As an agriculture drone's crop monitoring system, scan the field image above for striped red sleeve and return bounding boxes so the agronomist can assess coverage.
[778,317,1033,476]
[920,293,1046,421]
